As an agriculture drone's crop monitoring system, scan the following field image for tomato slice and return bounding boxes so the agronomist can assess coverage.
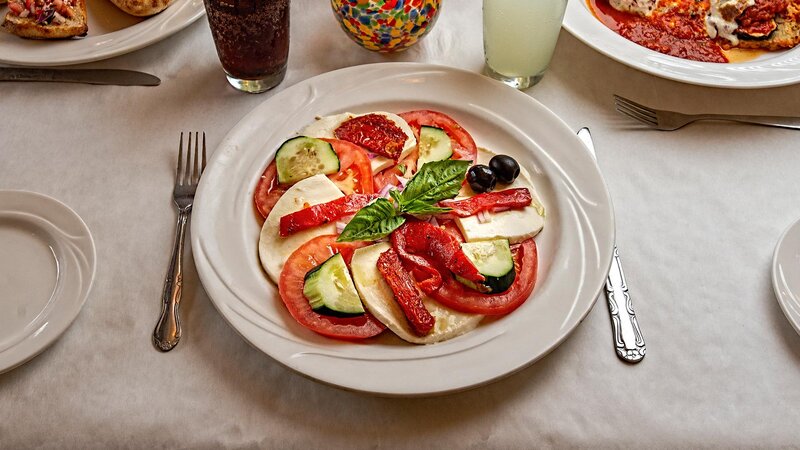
[399,110,478,162]
[373,110,477,192]
[428,239,538,315]
[278,235,385,340]
[253,161,287,220]
[373,148,418,192]
[254,138,375,219]
[322,138,375,196]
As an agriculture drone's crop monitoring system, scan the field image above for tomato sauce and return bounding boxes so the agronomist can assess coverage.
[587,0,729,62]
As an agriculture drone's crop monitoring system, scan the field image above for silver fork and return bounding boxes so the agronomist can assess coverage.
[614,94,800,131]
[153,132,207,352]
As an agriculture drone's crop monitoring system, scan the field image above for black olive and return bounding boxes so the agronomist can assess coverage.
[466,165,496,193]
[489,154,520,184]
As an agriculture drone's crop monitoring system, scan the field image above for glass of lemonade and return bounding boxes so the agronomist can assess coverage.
[482,0,568,89]
[204,0,290,94]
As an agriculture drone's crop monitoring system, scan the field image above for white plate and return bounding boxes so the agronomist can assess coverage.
[0,190,95,373]
[192,63,615,396]
[772,217,800,336]
[0,0,204,66]
[563,0,800,88]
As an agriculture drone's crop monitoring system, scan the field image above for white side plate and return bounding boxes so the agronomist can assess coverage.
[191,62,615,396]
[773,217,800,336]
[563,0,800,88]
[0,0,204,66]
[0,190,95,373]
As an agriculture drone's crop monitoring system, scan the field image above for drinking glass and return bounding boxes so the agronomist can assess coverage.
[482,0,568,89]
[203,0,290,94]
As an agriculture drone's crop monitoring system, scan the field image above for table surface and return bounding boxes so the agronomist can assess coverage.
[2,1,800,448]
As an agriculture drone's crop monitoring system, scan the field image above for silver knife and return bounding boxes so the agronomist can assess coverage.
[0,68,160,86]
[577,127,646,363]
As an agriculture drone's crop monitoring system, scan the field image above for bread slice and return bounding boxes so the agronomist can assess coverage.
[108,0,175,17]
[2,0,88,39]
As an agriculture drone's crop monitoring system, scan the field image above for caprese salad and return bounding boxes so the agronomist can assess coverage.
[254,110,546,344]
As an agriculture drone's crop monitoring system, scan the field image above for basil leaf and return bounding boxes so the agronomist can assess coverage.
[389,188,403,206]
[337,198,406,242]
[396,160,471,211]
[401,201,451,216]
[389,190,449,215]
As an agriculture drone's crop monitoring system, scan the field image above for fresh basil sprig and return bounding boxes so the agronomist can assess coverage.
[394,160,471,211]
[337,159,471,242]
[398,199,450,216]
[337,198,406,242]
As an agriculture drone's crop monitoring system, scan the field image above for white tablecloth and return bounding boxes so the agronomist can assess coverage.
[2,1,800,447]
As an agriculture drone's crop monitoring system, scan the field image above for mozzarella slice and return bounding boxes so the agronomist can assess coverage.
[350,242,483,344]
[300,111,417,173]
[455,148,546,244]
[258,174,344,284]
[300,112,355,138]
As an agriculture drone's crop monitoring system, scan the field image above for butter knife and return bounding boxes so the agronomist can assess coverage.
[0,68,160,86]
[577,127,646,363]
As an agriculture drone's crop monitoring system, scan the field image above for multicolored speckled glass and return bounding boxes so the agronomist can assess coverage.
[331,0,441,53]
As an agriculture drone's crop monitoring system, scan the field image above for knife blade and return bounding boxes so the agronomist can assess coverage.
[577,127,646,364]
[0,68,160,86]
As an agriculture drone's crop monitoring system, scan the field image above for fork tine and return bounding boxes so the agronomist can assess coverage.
[615,104,658,127]
[176,132,184,185]
[185,131,194,186]
[615,100,654,121]
[614,95,657,120]
[201,132,207,174]
[613,94,647,109]
[193,131,200,184]
[613,95,656,123]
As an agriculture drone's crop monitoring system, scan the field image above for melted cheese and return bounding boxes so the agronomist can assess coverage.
[610,0,658,16]
[705,0,755,45]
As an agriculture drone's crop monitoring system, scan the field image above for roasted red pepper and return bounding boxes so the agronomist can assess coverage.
[390,221,484,295]
[429,239,539,315]
[279,194,374,237]
[438,188,532,218]
[377,248,435,336]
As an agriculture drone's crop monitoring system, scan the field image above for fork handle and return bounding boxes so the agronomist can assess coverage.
[153,209,189,352]
[695,114,800,130]
[605,247,646,363]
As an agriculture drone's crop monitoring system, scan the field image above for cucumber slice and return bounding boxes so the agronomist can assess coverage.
[275,136,340,184]
[417,126,453,168]
[456,239,516,294]
[303,253,365,316]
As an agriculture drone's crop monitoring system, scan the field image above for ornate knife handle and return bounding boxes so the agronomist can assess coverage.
[605,247,646,363]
